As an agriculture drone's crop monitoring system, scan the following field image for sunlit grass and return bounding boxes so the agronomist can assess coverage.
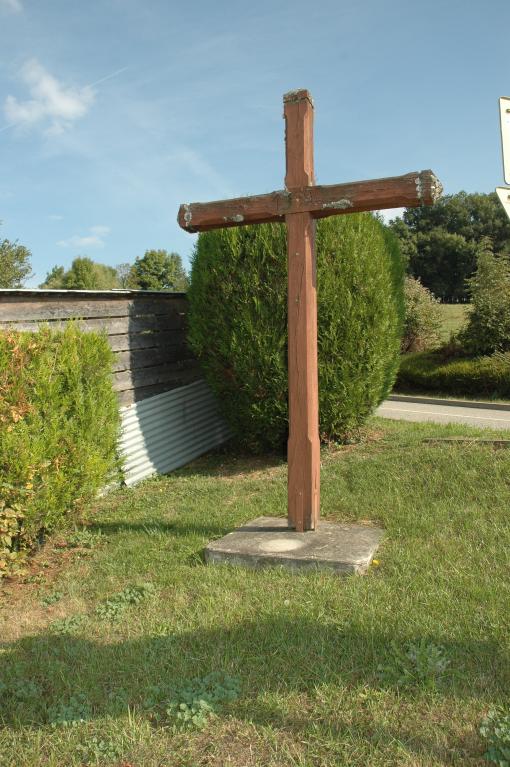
[1,417,509,766]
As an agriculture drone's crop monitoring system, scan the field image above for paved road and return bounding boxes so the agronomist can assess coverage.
[376,396,510,431]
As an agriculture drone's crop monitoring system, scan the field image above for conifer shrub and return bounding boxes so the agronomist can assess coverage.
[402,276,442,353]
[0,324,120,574]
[188,214,404,452]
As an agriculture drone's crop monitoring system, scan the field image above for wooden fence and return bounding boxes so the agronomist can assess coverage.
[0,290,201,406]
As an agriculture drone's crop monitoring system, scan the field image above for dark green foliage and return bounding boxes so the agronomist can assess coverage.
[0,324,120,570]
[188,214,404,452]
[40,257,120,290]
[127,249,189,291]
[390,192,510,301]
[397,351,510,398]
[402,276,442,353]
[459,240,510,355]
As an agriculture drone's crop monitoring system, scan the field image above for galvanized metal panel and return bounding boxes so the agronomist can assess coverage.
[119,379,230,485]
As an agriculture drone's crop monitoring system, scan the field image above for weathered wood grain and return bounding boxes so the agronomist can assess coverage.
[0,314,185,334]
[177,171,442,233]
[0,296,187,322]
[107,331,185,352]
[113,361,201,392]
[112,344,191,372]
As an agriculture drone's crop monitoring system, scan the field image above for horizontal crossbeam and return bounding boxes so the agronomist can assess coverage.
[178,170,442,233]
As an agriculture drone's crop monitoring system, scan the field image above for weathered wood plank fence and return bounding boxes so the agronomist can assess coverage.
[0,290,230,483]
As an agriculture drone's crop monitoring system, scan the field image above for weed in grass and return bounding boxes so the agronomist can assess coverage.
[47,694,92,727]
[75,735,124,764]
[49,614,86,635]
[480,708,510,766]
[144,672,241,730]
[95,582,157,621]
[0,678,41,704]
[40,589,63,606]
[67,528,103,549]
[376,639,450,689]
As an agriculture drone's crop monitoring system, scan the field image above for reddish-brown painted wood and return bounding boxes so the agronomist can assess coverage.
[177,89,442,532]
[177,170,442,232]
[286,211,320,531]
[284,90,320,532]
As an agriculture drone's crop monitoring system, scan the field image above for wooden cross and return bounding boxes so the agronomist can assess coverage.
[178,89,442,532]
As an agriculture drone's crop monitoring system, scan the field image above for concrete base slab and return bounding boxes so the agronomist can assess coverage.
[204,516,383,575]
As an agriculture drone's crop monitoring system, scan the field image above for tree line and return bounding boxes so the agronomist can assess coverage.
[389,190,510,302]
[0,228,188,292]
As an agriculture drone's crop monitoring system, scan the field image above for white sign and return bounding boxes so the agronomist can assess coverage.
[499,97,510,185]
[496,187,510,220]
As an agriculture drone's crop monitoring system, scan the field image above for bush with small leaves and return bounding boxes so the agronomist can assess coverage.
[402,276,442,353]
[460,239,510,355]
[0,324,120,574]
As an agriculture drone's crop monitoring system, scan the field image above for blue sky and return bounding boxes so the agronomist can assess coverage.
[1,0,509,286]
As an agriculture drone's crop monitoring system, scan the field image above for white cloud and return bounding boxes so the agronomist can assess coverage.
[89,225,110,236]
[57,225,110,249]
[0,0,23,13]
[57,235,104,249]
[5,59,95,134]
[48,214,63,221]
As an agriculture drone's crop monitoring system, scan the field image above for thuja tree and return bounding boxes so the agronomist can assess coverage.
[188,214,404,452]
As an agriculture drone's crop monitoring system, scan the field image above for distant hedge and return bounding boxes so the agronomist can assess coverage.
[396,351,510,398]
[0,325,120,575]
[188,214,405,452]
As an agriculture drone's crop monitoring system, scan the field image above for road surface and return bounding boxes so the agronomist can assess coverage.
[376,396,510,431]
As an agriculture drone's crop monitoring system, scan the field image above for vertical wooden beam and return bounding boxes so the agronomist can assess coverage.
[284,90,320,532]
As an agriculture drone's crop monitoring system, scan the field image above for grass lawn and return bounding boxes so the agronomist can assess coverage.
[438,304,471,343]
[1,418,510,766]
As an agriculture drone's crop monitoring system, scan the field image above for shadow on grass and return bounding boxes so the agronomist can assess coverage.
[1,616,507,736]
[87,519,237,541]
[173,449,285,479]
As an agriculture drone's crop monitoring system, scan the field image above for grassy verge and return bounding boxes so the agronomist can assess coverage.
[1,418,509,766]
[438,304,471,343]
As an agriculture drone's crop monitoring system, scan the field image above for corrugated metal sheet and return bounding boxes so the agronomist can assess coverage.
[119,379,230,485]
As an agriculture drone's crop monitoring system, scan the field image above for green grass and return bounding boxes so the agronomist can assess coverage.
[1,418,510,766]
[438,303,471,343]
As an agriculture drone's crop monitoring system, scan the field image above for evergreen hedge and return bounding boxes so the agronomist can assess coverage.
[0,324,120,574]
[397,351,510,398]
[188,214,404,452]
